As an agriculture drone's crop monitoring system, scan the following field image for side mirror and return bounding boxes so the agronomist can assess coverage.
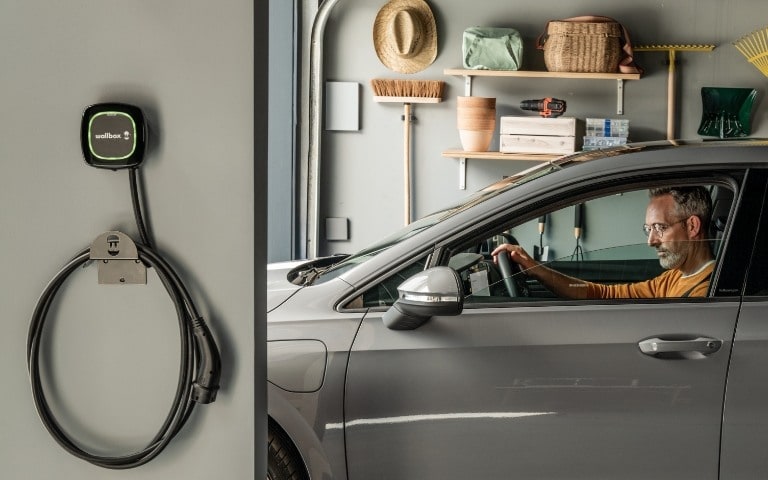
[382,266,464,330]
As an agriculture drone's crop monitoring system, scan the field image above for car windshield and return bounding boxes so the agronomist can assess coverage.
[312,161,562,284]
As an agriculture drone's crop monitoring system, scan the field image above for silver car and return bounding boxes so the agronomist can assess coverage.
[267,140,768,480]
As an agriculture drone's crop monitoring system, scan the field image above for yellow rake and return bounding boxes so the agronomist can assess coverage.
[635,44,716,140]
[734,27,768,77]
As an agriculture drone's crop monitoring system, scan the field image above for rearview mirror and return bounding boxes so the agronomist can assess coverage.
[382,267,463,330]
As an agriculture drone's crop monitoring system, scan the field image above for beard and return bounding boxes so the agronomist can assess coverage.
[656,241,687,270]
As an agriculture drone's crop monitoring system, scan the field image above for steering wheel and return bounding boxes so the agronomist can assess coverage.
[495,234,528,298]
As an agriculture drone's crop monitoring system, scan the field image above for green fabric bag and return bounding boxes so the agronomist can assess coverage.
[462,27,523,70]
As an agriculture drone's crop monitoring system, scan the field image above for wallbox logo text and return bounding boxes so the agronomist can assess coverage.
[95,131,131,140]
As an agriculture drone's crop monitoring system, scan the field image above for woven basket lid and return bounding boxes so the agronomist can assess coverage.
[373,0,437,74]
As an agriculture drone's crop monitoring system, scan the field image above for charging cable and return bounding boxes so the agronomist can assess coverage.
[27,167,221,469]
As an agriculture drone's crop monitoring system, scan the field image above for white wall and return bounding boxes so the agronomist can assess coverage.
[317,0,768,255]
[0,1,261,478]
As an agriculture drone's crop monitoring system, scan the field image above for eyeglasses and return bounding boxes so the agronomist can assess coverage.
[642,219,686,238]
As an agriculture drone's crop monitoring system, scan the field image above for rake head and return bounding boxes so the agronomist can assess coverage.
[734,27,768,77]
[634,44,716,52]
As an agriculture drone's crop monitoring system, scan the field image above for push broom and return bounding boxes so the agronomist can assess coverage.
[372,78,444,225]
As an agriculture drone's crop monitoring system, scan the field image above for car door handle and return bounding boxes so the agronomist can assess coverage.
[638,337,722,357]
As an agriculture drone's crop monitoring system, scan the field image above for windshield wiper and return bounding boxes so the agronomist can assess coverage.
[296,266,325,285]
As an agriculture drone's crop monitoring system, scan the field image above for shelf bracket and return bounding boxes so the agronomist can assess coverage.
[616,79,624,115]
[458,75,473,189]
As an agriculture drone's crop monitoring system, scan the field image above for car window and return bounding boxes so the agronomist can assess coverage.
[347,255,429,308]
[314,162,563,286]
[445,184,730,303]
[744,183,768,296]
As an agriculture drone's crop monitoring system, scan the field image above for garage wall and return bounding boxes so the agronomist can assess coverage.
[317,0,767,255]
[0,1,261,479]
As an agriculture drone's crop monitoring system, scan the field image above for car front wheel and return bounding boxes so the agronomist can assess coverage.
[267,421,307,480]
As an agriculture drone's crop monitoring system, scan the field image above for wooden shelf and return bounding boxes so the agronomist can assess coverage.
[441,150,561,161]
[444,68,640,115]
[443,68,641,81]
[442,150,563,189]
[442,68,640,189]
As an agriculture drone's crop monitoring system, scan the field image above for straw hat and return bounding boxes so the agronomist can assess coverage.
[373,0,437,74]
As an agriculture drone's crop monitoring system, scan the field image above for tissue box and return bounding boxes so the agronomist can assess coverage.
[499,116,583,154]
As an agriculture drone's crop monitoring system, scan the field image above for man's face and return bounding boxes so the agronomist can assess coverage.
[645,194,691,270]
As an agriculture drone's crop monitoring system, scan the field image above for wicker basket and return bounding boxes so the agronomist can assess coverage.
[541,20,622,73]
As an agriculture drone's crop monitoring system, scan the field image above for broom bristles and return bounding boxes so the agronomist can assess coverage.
[370,79,445,99]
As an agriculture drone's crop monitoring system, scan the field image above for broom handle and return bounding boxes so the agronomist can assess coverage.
[667,49,676,140]
[404,103,412,225]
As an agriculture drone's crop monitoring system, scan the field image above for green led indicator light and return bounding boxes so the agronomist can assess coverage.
[88,111,138,161]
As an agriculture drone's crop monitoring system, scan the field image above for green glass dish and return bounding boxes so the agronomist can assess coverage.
[697,87,758,138]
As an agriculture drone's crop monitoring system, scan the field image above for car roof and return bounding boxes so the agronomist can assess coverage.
[478,138,768,193]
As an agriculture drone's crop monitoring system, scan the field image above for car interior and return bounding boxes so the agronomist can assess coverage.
[350,181,736,309]
[453,183,735,304]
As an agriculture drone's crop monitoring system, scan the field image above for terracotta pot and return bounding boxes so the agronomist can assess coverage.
[457,108,497,130]
[458,129,495,152]
[457,96,496,108]
[457,96,496,151]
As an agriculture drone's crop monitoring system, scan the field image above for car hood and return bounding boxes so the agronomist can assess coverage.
[266,260,305,311]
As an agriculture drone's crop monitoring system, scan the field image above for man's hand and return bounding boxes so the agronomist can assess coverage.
[491,243,537,271]
[492,243,588,299]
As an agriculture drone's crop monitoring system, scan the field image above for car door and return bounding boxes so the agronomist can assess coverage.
[719,170,768,479]
[343,172,755,480]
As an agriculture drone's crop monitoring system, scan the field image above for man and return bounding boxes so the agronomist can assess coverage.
[492,186,715,299]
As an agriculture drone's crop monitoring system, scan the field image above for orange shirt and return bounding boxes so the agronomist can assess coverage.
[585,261,714,299]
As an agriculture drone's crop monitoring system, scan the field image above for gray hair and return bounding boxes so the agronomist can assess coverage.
[649,186,712,234]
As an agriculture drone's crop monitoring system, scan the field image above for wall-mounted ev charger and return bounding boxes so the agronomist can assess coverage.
[81,102,146,169]
[28,102,221,469]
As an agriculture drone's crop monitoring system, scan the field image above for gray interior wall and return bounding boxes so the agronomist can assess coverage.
[317,0,767,256]
[269,0,298,262]
[0,1,261,478]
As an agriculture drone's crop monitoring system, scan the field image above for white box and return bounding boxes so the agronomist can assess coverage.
[586,118,629,137]
[500,134,577,154]
[582,136,627,151]
[325,81,359,131]
[500,116,580,136]
[499,116,583,154]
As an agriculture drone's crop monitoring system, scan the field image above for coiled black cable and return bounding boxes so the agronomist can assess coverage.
[27,168,221,469]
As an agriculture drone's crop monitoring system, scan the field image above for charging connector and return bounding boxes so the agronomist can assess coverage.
[191,316,221,404]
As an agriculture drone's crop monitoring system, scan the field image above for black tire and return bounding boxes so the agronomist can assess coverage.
[267,421,308,480]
